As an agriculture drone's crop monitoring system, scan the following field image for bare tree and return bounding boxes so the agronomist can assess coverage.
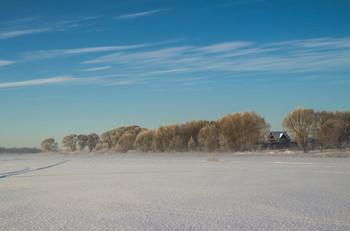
[62,134,78,152]
[100,129,116,150]
[117,132,135,152]
[182,120,208,151]
[198,123,219,152]
[187,137,197,152]
[282,107,315,153]
[218,112,269,152]
[318,119,340,150]
[154,124,182,152]
[219,113,243,151]
[242,111,270,151]
[134,129,156,152]
[41,138,58,152]
[336,111,350,148]
[87,133,99,152]
[77,134,89,150]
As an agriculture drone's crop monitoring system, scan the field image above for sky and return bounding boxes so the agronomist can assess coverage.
[1,0,350,148]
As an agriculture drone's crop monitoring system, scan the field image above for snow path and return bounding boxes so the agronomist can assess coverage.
[0,154,349,230]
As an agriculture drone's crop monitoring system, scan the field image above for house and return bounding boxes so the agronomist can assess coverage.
[267,131,291,143]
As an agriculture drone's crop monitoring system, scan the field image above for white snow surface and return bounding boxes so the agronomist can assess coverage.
[1,153,349,231]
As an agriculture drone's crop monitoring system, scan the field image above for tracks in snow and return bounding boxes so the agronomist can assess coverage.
[0,160,69,179]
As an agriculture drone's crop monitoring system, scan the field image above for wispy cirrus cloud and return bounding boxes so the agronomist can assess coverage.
[21,44,149,60]
[0,60,15,67]
[82,37,350,75]
[0,28,52,39]
[0,15,104,39]
[195,41,253,53]
[4,37,350,90]
[83,66,111,72]
[0,17,38,25]
[106,80,135,86]
[20,40,179,60]
[118,9,168,20]
[0,76,79,88]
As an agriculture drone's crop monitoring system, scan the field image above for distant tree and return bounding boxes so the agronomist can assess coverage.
[182,120,208,151]
[117,132,135,152]
[242,111,270,150]
[77,134,89,150]
[169,135,184,152]
[187,137,197,152]
[41,138,58,152]
[336,111,350,148]
[198,123,219,152]
[282,107,315,153]
[134,129,155,152]
[100,129,116,150]
[154,125,180,152]
[219,112,269,152]
[87,133,99,152]
[315,111,338,150]
[94,142,104,152]
[62,134,78,152]
[318,119,340,150]
[219,113,243,151]
[0,147,42,154]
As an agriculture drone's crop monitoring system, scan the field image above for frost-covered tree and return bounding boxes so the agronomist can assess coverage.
[87,133,99,152]
[283,107,315,153]
[242,111,270,150]
[318,119,340,150]
[219,113,243,151]
[187,137,197,152]
[336,111,350,148]
[134,129,155,152]
[182,120,208,151]
[219,112,269,152]
[100,129,116,150]
[315,111,339,150]
[117,132,135,152]
[62,134,78,152]
[77,134,89,150]
[198,123,219,152]
[41,138,58,152]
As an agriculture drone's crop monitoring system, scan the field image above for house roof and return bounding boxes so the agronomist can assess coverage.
[269,131,291,141]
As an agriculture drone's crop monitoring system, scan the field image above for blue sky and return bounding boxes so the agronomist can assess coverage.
[1,0,350,148]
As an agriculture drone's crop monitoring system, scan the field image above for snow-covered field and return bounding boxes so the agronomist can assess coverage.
[1,153,349,230]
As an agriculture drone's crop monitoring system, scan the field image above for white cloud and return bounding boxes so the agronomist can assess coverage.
[118,9,167,19]
[107,80,135,86]
[195,41,253,53]
[0,17,37,25]
[21,44,150,60]
[83,66,111,72]
[0,15,104,39]
[0,28,52,39]
[5,37,349,90]
[0,60,15,67]
[82,37,350,75]
[83,46,193,64]
[0,76,79,88]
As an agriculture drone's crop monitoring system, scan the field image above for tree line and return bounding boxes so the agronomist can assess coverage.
[283,108,350,152]
[41,111,269,153]
[0,147,42,154]
[41,108,350,153]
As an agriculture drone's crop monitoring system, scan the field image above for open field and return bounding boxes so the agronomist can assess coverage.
[1,153,350,230]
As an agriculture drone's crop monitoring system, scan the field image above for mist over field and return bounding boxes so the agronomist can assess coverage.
[1,153,349,230]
